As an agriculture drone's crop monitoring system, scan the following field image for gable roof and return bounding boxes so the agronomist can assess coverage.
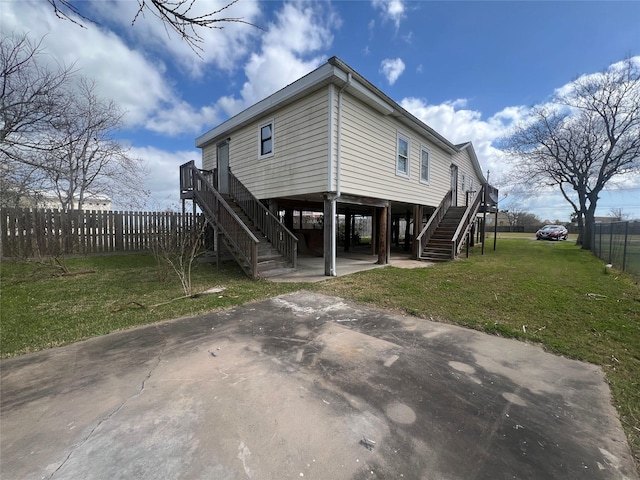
[196,56,487,183]
[455,142,487,183]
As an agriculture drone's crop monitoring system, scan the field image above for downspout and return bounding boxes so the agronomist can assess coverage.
[327,85,335,192]
[327,72,352,277]
[336,72,352,197]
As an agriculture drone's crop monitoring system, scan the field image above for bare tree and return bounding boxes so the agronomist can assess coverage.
[0,160,47,208]
[1,33,147,210]
[609,207,626,221]
[46,0,259,53]
[40,78,148,211]
[505,58,640,249]
[150,219,207,297]
[1,33,72,170]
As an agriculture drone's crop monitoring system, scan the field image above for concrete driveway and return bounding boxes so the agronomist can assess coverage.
[1,292,636,479]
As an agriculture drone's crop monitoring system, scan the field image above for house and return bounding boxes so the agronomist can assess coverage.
[183,57,497,278]
[36,192,112,212]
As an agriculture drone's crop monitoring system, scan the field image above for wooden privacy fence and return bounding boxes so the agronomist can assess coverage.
[1,207,202,258]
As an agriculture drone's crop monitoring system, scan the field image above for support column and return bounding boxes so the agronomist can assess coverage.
[392,215,400,247]
[344,208,351,252]
[387,205,392,263]
[284,209,294,231]
[269,200,279,218]
[371,207,378,256]
[351,215,356,246]
[377,205,388,265]
[404,209,411,251]
[412,205,422,258]
[324,194,337,276]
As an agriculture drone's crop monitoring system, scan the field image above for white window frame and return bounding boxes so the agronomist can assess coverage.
[396,131,410,178]
[461,172,467,192]
[258,119,275,159]
[419,145,430,185]
[469,178,474,193]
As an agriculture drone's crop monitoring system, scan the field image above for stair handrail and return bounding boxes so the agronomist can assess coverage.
[228,170,298,268]
[180,161,260,278]
[450,185,484,258]
[415,190,453,258]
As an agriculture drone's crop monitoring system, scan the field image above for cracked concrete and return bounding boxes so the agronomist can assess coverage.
[47,333,168,479]
[1,292,637,479]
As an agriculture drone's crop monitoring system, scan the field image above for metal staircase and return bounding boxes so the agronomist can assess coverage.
[179,161,297,279]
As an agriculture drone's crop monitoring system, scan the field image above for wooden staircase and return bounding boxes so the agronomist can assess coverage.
[221,195,295,278]
[420,206,467,261]
[180,161,297,279]
[416,187,484,262]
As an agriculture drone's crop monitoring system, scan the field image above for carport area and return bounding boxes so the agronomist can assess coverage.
[269,248,432,283]
[1,292,636,479]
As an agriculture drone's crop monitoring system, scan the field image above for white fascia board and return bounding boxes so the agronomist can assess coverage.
[337,72,394,115]
[195,63,337,148]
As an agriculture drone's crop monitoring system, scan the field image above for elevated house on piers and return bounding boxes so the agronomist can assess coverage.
[180,57,498,278]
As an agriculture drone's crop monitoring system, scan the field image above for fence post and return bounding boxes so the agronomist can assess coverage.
[622,221,628,272]
[115,211,123,251]
[598,223,602,258]
[608,223,613,264]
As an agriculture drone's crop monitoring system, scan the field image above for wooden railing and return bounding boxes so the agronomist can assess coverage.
[229,171,297,268]
[451,186,484,258]
[415,190,453,258]
[180,161,260,278]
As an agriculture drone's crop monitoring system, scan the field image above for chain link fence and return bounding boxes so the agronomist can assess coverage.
[591,221,640,277]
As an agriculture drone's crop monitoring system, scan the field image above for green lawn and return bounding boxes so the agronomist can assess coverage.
[1,239,639,469]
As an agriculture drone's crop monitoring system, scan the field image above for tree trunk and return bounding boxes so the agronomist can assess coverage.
[575,212,584,246]
[582,204,597,250]
[377,206,388,265]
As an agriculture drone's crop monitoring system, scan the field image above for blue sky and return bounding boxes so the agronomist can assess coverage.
[3,0,640,220]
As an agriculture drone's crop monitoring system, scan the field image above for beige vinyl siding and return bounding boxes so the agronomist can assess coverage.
[340,94,453,206]
[202,88,330,199]
[202,145,217,171]
[452,149,484,206]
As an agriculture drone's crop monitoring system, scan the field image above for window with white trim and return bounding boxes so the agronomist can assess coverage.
[469,178,474,192]
[420,146,430,184]
[461,172,467,192]
[396,132,410,177]
[259,120,274,159]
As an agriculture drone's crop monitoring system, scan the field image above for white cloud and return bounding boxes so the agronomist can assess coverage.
[145,102,221,137]
[216,2,338,117]
[400,97,528,187]
[401,55,640,220]
[1,1,173,126]
[380,58,405,85]
[0,1,226,137]
[87,0,262,78]
[372,0,406,29]
[126,146,200,211]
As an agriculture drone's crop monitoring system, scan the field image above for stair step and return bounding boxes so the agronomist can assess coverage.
[258,253,286,262]
[423,249,451,256]
[259,267,296,278]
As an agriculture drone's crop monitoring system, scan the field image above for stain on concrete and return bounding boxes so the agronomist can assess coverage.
[1,292,636,480]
